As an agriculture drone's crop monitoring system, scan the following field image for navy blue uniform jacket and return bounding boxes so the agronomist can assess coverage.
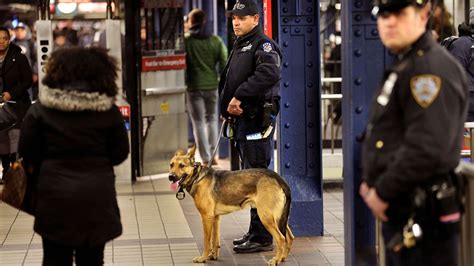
[219,26,282,139]
[362,32,468,224]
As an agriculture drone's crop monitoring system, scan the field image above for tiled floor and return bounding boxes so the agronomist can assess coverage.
[0,159,344,265]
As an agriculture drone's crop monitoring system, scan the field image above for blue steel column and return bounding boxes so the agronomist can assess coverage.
[342,0,386,264]
[278,0,323,236]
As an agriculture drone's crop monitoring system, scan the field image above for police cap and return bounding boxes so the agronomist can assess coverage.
[226,0,259,17]
[373,0,428,15]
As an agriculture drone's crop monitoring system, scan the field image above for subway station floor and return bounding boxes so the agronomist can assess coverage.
[0,153,344,265]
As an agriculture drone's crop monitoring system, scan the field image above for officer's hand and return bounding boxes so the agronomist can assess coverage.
[227,97,243,116]
[2,92,11,102]
[363,188,389,222]
[359,182,370,198]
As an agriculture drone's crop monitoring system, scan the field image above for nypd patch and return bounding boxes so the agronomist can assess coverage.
[262,42,273,52]
[410,75,441,108]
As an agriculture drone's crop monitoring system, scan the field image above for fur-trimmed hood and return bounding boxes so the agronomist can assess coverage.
[39,86,115,112]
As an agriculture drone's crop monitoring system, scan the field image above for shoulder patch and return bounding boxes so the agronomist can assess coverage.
[410,75,441,108]
[262,42,273,52]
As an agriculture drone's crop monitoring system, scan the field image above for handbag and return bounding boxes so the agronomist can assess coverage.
[1,160,35,215]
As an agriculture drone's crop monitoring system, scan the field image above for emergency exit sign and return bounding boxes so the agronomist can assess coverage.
[142,55,186,71]
[142,0,184,8]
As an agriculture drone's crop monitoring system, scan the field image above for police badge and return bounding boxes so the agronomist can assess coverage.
[410,75,441,108]
[262,42,272,52]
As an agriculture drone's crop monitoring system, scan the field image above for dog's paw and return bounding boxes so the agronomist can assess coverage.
[207,250,218,260]
[193,256,207,263]
[267,257,281,265]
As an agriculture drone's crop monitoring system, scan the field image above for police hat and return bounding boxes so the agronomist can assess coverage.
[373,0,427,15]
[226,0,259,17]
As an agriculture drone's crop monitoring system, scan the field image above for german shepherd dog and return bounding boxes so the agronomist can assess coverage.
[168,145,294,265]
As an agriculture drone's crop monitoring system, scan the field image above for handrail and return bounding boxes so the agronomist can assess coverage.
[322,77,342,83]
[322,94,343,100]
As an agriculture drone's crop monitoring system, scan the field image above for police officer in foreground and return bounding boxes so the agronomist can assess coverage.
[360,0,467,265]
[219,0,282,253]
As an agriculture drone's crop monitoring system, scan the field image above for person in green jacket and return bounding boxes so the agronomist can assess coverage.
[185,8,227,165]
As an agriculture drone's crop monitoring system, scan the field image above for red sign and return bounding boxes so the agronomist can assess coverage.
[118,105,130,118]
[142,55,186,72]
[263,0,272,38]
[142,0,184,8]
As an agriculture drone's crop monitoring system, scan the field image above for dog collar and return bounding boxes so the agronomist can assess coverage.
[176,187,185,200]
[176,163,204,200]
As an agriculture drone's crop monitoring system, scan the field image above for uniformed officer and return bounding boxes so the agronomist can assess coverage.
[219,0,282,253]
[360,0,468,265]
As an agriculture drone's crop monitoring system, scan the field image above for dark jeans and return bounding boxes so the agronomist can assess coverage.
[382,222,459,266]
[42,237,105,266]
[237,135,273,244]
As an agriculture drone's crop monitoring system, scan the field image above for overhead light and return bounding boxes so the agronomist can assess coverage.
[57,3,77,14]
[335,3,341,10]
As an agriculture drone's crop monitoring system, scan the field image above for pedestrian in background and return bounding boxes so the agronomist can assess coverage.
[430,0,454,42]
[13,22,38,100]
[220,0,282,253]
[185,8,227,166]
[445,7,474,121]
[361,0,467,265]
[0,26,32,184]
[18,47,129,265]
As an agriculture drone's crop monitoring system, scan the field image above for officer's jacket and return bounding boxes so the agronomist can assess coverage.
[219,26,282,128]
[362,32,468,218]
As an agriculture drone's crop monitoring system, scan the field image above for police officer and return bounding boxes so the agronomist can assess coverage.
[360,0,467,265]
[219,0,282,253]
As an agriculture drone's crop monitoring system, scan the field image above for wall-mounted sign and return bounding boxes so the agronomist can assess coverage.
[142,54,186,72]
[142,0,184,8]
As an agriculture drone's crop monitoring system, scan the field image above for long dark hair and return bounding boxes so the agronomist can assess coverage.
[42,47,118,96]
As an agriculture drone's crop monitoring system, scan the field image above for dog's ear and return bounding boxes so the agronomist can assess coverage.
[175,149,186,156]
[188,144,196,158]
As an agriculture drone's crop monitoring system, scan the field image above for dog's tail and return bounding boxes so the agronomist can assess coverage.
[278,181,292,237]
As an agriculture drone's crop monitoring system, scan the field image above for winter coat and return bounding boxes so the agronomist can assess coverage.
[218,26,282,139]
[18,86,129,246]
[1,43,32,126]
[185,25,227,91]
[362,32,468,225]
[449,22,474,92]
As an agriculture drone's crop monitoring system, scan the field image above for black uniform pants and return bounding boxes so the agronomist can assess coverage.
[237,135,273,244]
[382,222,459,266]
[42,237,105,266]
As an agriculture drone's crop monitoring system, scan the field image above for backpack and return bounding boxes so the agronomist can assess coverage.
[440,35,459,50]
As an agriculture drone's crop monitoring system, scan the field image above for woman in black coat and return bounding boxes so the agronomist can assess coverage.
[0,26,32,183]
[18,47,129,265]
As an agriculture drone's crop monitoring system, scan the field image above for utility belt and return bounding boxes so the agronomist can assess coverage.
[223,97,279,140]
[387,170,466,252]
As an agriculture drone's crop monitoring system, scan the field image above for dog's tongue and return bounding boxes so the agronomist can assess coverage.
[169,182,179,192]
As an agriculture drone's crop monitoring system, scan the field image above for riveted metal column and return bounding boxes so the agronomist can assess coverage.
[342,0,385,264]
[278,0,323,236]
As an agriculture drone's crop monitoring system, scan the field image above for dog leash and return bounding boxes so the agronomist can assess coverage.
[206,119,229,167]
[176,119,230,200]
